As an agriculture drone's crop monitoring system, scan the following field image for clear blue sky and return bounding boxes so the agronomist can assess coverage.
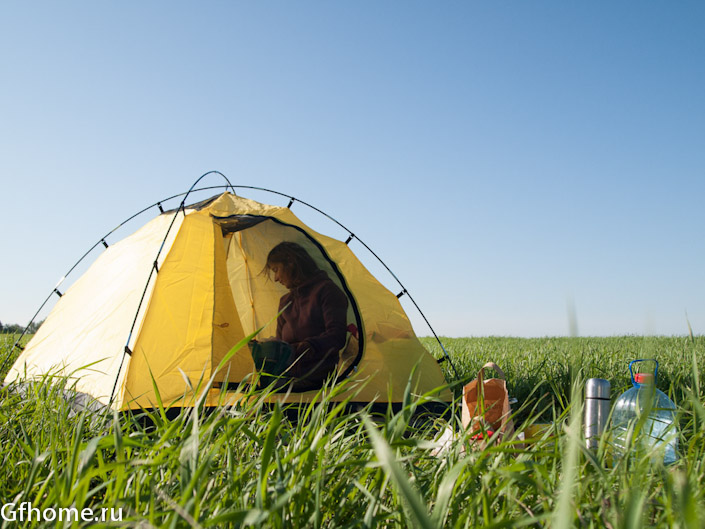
[1,2,703,337]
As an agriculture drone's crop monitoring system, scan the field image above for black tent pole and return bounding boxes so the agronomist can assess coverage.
[3,173,459,399]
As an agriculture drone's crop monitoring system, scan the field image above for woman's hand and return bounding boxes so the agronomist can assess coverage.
[292,341,314,355]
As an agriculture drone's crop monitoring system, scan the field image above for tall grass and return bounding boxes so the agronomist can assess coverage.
[1,336,704,527]
[424,336,705,422]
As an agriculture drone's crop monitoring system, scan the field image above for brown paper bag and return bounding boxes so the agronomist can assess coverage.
[461,362,515,448]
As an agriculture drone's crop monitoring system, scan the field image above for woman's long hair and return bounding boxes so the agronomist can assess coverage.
[265,242,320,288]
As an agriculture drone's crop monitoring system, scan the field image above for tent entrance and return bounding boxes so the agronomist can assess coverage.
[213,214,364,384]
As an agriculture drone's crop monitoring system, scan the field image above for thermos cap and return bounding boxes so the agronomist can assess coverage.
[586,378,611,399]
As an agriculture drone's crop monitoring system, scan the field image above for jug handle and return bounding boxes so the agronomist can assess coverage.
[629,359,659,386]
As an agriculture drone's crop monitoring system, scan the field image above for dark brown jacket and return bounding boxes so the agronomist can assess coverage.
[276,270,348,385]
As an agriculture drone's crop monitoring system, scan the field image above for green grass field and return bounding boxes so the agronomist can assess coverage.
[422,335,705,423]
[1,334,704,527]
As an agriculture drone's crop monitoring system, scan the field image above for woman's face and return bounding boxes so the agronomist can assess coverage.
[269,261,294,289]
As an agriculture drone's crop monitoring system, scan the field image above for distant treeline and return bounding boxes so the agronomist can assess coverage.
[0,320,44,334]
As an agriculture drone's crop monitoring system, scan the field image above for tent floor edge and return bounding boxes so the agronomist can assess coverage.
[119,399,452,429]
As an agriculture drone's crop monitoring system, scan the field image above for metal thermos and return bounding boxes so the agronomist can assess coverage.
[585,378,611,450]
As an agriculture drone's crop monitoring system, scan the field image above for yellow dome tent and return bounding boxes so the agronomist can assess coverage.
[5,174,453,410]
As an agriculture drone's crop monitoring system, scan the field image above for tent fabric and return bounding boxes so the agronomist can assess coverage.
[6,192,451,409]
[6,213,183,406]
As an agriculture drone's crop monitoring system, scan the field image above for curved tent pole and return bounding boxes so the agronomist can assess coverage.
[182,170,237,200]
[2,173,458,392]
[231,185,460,379]
[2,188,215,367]
[1,175,234,376]
[108,171,235,408]
[121,171,235,350]
[1,199,179,374]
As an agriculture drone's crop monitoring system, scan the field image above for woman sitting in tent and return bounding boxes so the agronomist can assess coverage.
[260,241,348,391]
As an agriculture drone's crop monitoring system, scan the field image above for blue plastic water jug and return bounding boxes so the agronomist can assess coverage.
[611,359,677,465]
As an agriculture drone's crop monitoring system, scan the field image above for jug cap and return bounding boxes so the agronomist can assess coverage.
[634,373,654,385]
